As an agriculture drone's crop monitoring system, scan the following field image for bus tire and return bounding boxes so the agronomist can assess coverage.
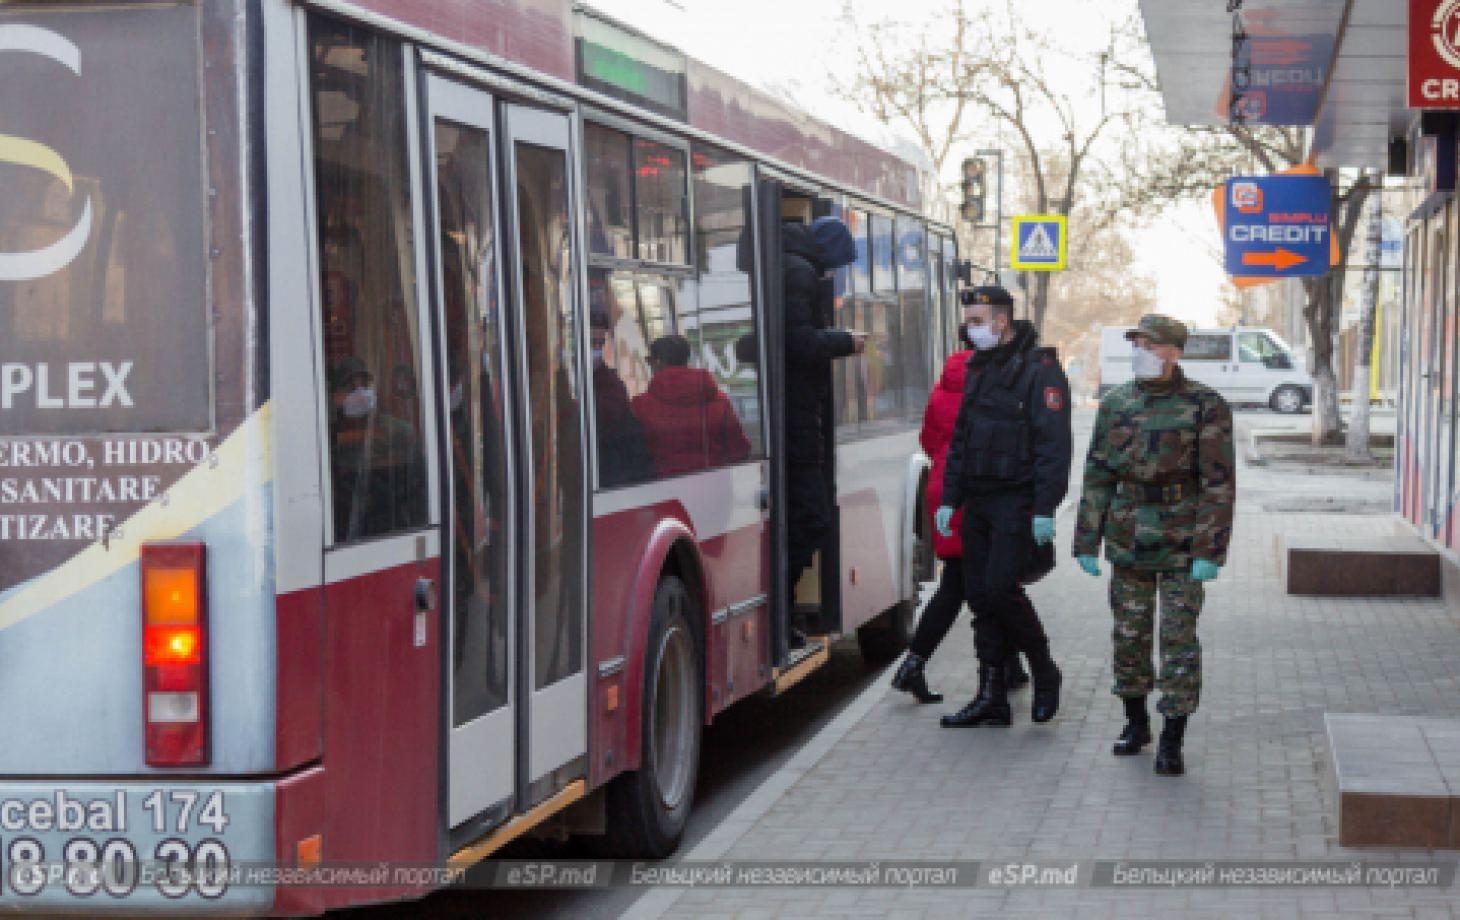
[857,502,933,665]
[1270,385,1305,414]
[600,575,703,859]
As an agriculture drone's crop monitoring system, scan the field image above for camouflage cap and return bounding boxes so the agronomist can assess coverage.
[1124,314,1189,349]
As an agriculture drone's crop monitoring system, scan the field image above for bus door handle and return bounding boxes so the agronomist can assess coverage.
[755,487,770,512]
[415,577,438,612]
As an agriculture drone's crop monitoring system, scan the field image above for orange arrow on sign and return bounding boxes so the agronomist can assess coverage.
[1241,247,1307,271]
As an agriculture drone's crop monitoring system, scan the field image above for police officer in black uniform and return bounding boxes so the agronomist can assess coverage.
[935,285,1072,726]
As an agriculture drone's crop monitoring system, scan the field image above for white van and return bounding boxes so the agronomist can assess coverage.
[1098,326,1311,413]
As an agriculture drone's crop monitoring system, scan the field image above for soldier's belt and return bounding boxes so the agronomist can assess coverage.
[1117,480,1200,504]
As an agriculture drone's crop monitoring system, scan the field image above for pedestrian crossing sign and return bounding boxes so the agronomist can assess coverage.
[1011,215,1068,271]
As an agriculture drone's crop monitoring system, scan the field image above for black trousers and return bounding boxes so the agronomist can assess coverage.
[787,463,830,609]
[909,561,963,659]
[909,556,1043,663]
[960,489,1051,666]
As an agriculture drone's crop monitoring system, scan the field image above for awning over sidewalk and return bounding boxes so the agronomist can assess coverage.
[1138,0,1410,170]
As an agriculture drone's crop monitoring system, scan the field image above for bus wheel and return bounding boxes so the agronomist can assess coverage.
[601,575,703,858]
[1270,385,1304,414]
[857,506,933,665]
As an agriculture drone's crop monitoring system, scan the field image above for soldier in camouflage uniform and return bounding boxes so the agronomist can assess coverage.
[1072,314,1235,776]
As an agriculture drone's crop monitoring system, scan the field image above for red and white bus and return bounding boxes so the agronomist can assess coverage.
[0,0,958,913]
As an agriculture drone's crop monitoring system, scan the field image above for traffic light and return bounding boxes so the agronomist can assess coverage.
[961,157,986,224]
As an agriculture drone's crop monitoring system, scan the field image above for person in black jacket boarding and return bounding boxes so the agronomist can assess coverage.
[782,217,865,646]
[935,285,1071,726]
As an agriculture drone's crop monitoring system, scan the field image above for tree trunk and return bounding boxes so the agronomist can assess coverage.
[1303,276,1342,445]
[1031,271,1051,333]
[1304,175,1375,446]
[1345,172,1382,462]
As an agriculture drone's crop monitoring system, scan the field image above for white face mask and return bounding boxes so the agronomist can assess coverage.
[1132,346,1166,380]
[966,322,1001,350]
[342,386,377,418]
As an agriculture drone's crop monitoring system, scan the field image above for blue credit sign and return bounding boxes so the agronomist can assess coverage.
[1223,174,1332,277]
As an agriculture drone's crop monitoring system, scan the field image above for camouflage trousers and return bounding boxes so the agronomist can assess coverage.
[1110,566,1204,717]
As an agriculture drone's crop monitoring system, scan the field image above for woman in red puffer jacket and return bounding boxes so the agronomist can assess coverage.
[890,329,1034,704]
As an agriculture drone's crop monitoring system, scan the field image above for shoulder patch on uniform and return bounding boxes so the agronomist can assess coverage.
[1044,386,1064,411]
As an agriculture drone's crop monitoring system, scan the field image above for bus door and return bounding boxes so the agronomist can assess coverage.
[501,102,589,815]
[422,74,516,837]
[756,177,843,666]
[423,76,588,842]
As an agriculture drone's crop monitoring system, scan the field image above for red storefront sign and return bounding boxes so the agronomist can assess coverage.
[1411,0,1460,107]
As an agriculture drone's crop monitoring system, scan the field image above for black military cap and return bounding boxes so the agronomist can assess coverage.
[960,285,1014,308]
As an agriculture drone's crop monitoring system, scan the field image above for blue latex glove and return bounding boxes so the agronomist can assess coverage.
[934,506,955,539]
[1032,516,1055,546]
[1191,558,1220,582]
[1077,555,1101,577]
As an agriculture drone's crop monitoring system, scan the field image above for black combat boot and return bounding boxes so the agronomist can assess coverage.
[1024,644,1060,723]
[1005,652,1030,691]
[891,652,943,704]
[940,665,1011,727]
[1112,696,1153,756]
[1154,715,1188,776]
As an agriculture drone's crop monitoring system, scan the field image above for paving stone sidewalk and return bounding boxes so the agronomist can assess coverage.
[655,500,1460,919]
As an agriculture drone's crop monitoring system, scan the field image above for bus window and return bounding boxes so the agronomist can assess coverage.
[629,274,736,478]
[588,268,653,487]
[838,208,873,433]
[692,148,765,459]
[309,19,428,543]
[0,3,209,435]
[584,122,634,259]
[896,216,931,419]
[862,213,902,427]
[929,237,946,358]
[634,138,688,264]
[871,214,895,295]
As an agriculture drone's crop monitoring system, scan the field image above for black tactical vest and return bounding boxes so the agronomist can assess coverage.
[962,354,1040,481]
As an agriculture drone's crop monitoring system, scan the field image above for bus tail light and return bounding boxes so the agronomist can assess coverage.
[141,543,209,766]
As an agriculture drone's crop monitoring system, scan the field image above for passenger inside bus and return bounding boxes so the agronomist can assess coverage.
[328,357,426,541]
[632,334,751,478]
[589,310,655,487]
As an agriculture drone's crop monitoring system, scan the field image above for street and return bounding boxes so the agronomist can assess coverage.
[2,1,1446,917]
[355,617,882,919]
[362,406,1421,919]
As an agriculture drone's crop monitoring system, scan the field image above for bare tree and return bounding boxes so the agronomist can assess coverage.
[1118,117,1376,445]
[958,9,1152,331]
[838,2,986,224]
[1346,169,1384,462]
[840,3,1155,332]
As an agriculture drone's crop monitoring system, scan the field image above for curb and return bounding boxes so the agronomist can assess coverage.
[619,658,898,920]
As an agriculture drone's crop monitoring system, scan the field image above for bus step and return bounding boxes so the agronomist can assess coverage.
[772,636,830,695]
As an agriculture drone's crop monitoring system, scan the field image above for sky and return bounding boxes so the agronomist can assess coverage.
[587,0,1230,327]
